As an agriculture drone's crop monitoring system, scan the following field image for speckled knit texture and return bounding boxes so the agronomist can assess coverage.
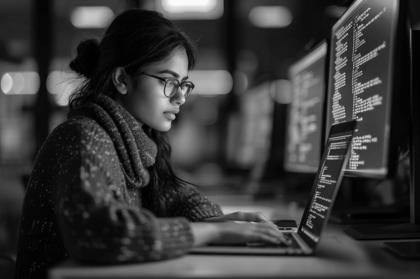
[14,95,223,279]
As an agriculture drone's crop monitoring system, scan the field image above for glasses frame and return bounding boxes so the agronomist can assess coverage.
[140,72,195,99]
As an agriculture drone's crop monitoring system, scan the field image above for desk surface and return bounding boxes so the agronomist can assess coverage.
[49,225,420,279]
[49,196,420,279]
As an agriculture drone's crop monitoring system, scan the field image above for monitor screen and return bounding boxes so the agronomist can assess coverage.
[325,0,400,177]
[284,42,327,173]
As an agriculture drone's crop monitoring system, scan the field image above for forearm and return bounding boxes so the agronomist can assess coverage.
[165,185,223,221]
[58,202,194,263]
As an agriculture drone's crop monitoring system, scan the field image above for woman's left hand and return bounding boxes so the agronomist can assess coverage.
[202,211,289,244]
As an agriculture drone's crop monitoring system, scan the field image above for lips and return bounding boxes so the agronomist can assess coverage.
[164,111,177,120]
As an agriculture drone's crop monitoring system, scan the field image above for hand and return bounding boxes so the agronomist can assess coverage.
[210,221,286,245]
[190,219,289,247]
[204,211,280,231]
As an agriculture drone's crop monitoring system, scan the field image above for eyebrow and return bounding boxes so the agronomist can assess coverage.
[156,69,189,81]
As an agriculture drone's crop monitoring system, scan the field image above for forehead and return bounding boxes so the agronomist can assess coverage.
[144,47,189,76]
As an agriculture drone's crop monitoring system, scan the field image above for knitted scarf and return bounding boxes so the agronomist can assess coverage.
[69,95,158,189]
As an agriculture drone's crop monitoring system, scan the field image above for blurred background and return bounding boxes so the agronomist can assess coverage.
[1,0,420,270]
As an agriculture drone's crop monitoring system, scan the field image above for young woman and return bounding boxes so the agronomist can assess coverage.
[15,9,285,279]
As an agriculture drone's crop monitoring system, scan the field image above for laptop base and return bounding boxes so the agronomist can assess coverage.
[191,245,312,256]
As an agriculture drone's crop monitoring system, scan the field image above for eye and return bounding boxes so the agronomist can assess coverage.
[160,77,170,85]
[165,78,179,87]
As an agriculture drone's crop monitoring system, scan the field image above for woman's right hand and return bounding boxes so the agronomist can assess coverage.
[190,221,286,247]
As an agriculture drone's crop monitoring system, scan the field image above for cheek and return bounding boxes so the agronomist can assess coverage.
[140,91,162,115]
[131,95,157,119]
[124,83,155,116]
[131,91,166,125]
[122,82,172,131]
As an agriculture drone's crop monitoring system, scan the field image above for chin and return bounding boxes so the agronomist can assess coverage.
[153,122,172,132]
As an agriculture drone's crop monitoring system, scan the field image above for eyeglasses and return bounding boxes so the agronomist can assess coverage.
[140,72,195,99]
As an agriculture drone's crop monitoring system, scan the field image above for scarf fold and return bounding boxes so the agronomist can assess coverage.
[69,95,157,189]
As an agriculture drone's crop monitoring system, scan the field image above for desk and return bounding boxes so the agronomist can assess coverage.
[49,196,420,279]
[49,224,420,279]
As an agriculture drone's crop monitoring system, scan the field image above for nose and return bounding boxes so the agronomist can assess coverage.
[171,88,186,106]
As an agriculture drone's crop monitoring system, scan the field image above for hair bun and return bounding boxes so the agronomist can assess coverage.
[69,39,100,78]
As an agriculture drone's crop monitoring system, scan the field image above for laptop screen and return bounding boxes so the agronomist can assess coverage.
[298,120,356,248]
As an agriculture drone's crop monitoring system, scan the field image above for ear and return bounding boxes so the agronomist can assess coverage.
[112,67,128,95]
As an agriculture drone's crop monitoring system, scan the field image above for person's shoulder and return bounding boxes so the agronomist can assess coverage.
[49,116,109,144]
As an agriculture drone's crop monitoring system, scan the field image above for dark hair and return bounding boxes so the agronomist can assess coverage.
[69,9,197,214]
[69,9,196,109]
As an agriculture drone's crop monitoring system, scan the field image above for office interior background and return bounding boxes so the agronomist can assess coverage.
[1,0,420,265]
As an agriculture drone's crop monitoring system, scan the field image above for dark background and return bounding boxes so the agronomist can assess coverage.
[1,0,420,272]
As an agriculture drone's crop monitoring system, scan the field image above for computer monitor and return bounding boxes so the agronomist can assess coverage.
[325,0,407,178]
[325,0,420,242]
[284,42,327,173]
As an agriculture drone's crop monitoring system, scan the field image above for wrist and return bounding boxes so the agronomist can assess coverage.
[190,222,221,246]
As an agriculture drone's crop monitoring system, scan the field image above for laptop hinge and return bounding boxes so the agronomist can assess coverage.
[293,234,313,254]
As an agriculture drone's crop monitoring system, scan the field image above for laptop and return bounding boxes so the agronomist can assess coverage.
[192,120,357,256]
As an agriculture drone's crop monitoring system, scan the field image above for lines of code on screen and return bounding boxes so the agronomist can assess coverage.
[300,132,353,242]
[285,43,326,173]
[326,0,398,176]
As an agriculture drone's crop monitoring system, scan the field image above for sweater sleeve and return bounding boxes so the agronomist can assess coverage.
[54,123,194,264]
[162,184,224,221]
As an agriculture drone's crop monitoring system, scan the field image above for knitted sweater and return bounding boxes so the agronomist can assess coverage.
[15,96,223,279]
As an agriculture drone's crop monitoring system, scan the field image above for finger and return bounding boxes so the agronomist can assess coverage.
[244,227,280,244]
[263,227,289,244]
[257,217,279,229]
[255,224,289,244]
[251,228,283,244]
[274,231,290,244]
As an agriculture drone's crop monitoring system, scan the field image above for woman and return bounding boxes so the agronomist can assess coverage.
[15,9,284,279]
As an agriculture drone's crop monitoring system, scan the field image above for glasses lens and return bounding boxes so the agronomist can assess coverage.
[181,82,194,97]
[164,79,177,97]
[164,79,194,98]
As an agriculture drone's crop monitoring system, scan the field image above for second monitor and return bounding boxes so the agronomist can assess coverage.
[284,42,328,173]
